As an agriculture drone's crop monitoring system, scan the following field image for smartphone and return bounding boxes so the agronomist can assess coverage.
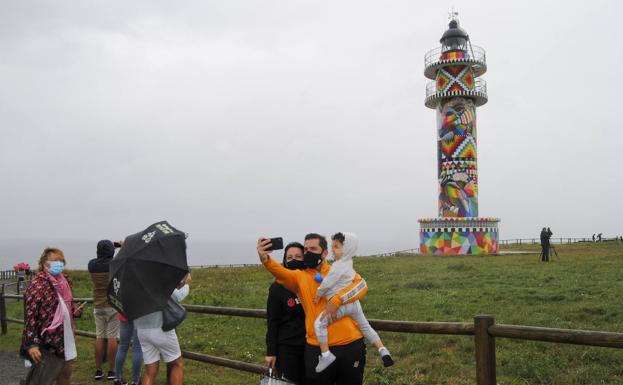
[113,241,122,248]
[267,237,284,251]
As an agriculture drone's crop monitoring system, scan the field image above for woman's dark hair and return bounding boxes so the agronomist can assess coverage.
[331,232,345,244]
[282,242,304,265]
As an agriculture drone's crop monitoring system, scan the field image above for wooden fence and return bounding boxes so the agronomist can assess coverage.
[2,285,623,385]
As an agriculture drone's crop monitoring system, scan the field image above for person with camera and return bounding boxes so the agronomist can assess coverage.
[265,242,307,384]
[88,240,121,380]
[540,228,552,262]
[257,234,369,385]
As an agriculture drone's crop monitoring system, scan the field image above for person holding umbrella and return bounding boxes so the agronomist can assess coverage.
[107,221,191,385]
[136,274,191,385]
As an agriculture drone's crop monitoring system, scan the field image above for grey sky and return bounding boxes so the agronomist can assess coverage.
[0,0,620,260]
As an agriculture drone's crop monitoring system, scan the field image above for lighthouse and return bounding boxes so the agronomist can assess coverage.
[418,14,500,255]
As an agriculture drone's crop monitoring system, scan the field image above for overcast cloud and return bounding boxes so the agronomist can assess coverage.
[0,0,620,265]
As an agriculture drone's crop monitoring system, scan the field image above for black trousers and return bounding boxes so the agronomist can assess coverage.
[541,243,549,261]
[304,338,366,385]
[277,345,306,385]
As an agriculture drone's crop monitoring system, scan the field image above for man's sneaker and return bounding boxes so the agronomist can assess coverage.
[379,347,394,367]
[94,369,104,380]
[315,352,336,373]
[107,371,116,380]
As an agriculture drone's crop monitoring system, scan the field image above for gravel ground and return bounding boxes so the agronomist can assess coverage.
[1,282,26,385]
[0,351,28,385]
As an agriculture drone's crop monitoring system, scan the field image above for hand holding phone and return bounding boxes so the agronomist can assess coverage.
[267,237,284,251]
[73,301,87,318]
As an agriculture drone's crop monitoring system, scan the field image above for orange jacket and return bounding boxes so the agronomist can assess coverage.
[263,257,368,346]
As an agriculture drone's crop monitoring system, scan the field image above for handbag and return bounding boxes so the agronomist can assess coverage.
[259,368,297,385]
[23,349,65,385]
[161,297,187,332]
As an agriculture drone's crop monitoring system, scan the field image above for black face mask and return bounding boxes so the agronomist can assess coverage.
[303,251,323,268]
[286,259,305,270]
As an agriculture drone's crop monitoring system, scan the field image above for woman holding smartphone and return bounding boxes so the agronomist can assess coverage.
[20,247,82,385]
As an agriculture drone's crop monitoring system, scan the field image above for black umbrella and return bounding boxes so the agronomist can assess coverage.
[107,221,189,321]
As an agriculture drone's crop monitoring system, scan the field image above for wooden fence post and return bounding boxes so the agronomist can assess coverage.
[1,284,7,335]
[475,315,496,385]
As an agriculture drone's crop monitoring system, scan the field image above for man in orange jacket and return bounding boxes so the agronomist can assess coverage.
[258,233,368,385]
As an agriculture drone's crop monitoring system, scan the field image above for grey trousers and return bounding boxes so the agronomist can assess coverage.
[314,300,380,345]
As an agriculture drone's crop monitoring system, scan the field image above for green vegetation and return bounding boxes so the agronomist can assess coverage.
[2,242,622,384]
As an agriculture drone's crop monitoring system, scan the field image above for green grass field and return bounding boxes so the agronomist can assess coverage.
[2,242,623,384]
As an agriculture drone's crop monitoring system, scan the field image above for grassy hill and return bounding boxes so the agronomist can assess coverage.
[1,242,623,384]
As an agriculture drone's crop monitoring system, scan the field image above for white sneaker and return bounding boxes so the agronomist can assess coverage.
[315,352,336,373]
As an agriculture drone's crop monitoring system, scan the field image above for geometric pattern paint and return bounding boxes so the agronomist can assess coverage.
[420,229,499,254]
[435,65,475,93]
[439,51,467,61]
[453,136,477,159]
[440,135,464,159]
[437,97,478,217]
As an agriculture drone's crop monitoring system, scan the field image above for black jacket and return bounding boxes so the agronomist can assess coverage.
[266,282,306,356]
[540,230,549,244]
[88,240,115,308]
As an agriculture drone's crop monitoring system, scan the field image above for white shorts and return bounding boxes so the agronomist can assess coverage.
[136,328,181,365]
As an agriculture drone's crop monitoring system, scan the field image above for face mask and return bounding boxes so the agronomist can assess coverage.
[303,251,323,269]
[286,259,305,270]
[48,261,65,276]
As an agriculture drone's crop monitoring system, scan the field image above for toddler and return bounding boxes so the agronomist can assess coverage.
[313,232,393,372]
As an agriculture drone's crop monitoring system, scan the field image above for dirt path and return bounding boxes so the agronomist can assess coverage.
[0,351,28,385]
[2,281,25,305]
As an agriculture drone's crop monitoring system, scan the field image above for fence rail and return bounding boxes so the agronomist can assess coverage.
[2,316,268,375]
[499,237,620,246]
[193,239,619,268]
[0,270,17,280]
[189,263,260,269]
[2,289,623,385]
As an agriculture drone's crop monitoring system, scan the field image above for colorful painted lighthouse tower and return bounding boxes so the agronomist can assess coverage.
[419,15,500,255]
